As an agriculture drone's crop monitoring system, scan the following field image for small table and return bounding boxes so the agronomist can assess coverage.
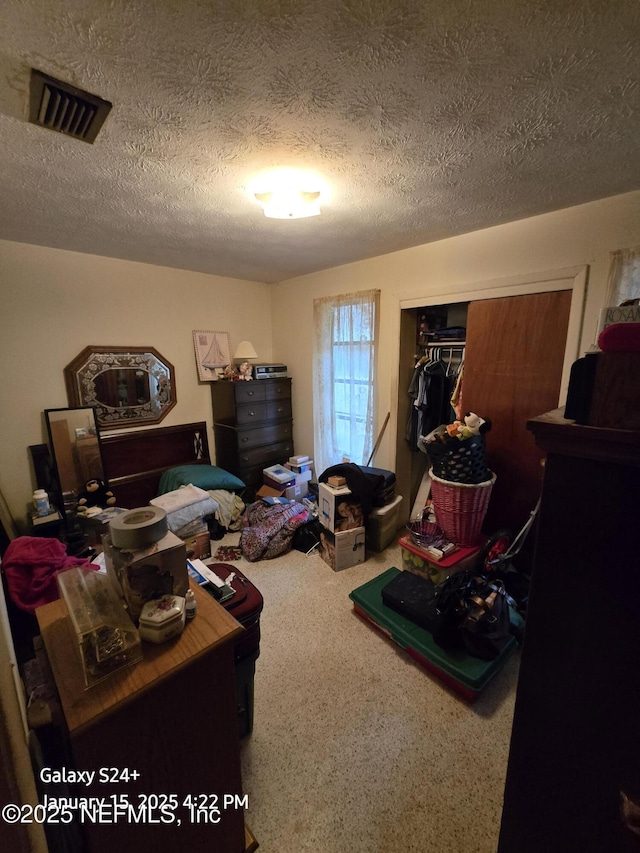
[37,580,250,853]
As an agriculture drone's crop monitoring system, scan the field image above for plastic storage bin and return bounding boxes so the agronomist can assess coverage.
[349,567,516,702]
[366,493,403,552]
[399,533,479,585]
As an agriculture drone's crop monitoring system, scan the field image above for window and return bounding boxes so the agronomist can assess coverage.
[313,290,380,475]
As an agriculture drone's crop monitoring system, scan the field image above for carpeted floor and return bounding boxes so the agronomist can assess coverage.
[214,532,520,853]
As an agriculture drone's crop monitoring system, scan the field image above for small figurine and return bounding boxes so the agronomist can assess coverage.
[456,412,492,440]
[237,361,253,380]
[223,364,238,380]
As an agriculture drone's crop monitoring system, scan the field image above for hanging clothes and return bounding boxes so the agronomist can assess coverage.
[406,347,465,451]
[450,361,464,421]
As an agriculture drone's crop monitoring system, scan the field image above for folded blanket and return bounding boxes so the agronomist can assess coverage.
[208,489,245,531]
[150,484,211,514]
[3,536,94,613]
[164,497,218,533]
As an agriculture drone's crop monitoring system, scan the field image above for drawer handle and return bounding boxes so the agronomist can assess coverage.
[247,391,255,396]
[241,437,249,443]
[248,410,256,417]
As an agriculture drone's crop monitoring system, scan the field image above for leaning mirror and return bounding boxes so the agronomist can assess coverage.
[45,407,106,517]
[64,346,176,429]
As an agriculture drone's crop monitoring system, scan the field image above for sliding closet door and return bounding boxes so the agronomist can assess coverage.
[462,290,572,537]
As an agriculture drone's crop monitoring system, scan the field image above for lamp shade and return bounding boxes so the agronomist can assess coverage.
[233,340,258,360]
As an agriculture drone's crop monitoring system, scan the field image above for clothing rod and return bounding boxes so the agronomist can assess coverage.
[424,341,466,347]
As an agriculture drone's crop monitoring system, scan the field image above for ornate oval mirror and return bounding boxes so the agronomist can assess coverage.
[64,346,176,429]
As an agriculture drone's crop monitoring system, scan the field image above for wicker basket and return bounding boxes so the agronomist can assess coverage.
[421,433,492,484]
[429,468,496,547]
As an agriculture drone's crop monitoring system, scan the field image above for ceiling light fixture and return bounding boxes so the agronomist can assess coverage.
[249,168,326,219]
[254,188,321,219]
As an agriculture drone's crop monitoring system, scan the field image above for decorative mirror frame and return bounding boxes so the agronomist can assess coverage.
[64,346,176,430]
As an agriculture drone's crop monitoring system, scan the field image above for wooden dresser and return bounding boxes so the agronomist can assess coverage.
[211,378,293,496]
[37,581,250,853]
[497,409,640,853]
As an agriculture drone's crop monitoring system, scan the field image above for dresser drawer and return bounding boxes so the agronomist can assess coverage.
[237,421,293,450]
[265,398,292,421]
[238,439,294,469]
[236,398,292,426]
[239,444,296,490]
[235,383,266,405]
[264,379,291,401]
[236,402,268,426]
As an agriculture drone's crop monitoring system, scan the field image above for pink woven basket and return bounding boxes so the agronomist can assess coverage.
[428,468,496,547]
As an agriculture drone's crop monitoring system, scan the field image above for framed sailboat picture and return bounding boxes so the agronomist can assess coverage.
[192,330,231,381]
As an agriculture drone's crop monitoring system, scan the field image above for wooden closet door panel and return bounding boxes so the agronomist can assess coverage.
[462,290,572,535]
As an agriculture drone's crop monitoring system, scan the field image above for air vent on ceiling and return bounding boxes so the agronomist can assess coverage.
[29,69,112,143]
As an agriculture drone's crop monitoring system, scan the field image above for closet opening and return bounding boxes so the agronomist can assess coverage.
[396,301,469,523]
[394,269,586,572]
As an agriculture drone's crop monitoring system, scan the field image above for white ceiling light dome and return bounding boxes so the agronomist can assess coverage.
[249,169,328,219]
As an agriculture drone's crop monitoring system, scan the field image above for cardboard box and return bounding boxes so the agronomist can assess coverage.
[286,460,314,475]
[180,527,211,560]
[328,475,346,487]
[263,464,296,491]
[289,455,309,465]
[103,531,188,622]
[285,482,308,501]
[319,526,366,572]
[256,483,309,502]
[318,482,364,532]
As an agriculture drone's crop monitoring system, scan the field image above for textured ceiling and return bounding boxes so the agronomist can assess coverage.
[1,0,640,284]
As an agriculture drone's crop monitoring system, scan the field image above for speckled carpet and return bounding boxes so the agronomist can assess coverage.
[216,533,519,853]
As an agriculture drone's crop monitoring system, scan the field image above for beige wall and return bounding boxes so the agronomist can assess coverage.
[0,240,271,527]
[2,189,640,526]
[273,190,640,474]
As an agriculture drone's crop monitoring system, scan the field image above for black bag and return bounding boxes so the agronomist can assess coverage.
[292,518,324,554]
[381,571,439,632]
[431,570,512,660]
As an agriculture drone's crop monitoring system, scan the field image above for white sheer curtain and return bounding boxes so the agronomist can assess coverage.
[312,289,380,476]
[606,247,640,305]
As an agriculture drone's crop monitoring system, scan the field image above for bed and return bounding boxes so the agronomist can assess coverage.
[100,422,211,508]
[100,421,246,534]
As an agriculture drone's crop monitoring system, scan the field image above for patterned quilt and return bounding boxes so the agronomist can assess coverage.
[240,500,310,561]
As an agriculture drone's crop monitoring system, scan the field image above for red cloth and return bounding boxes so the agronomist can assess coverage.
[3,536,94,613]
[598,322,640,352]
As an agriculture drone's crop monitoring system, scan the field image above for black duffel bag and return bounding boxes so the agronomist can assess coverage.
[430,570,513,660]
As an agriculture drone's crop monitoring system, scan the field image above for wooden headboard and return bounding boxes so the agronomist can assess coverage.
[100,422,210,509]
